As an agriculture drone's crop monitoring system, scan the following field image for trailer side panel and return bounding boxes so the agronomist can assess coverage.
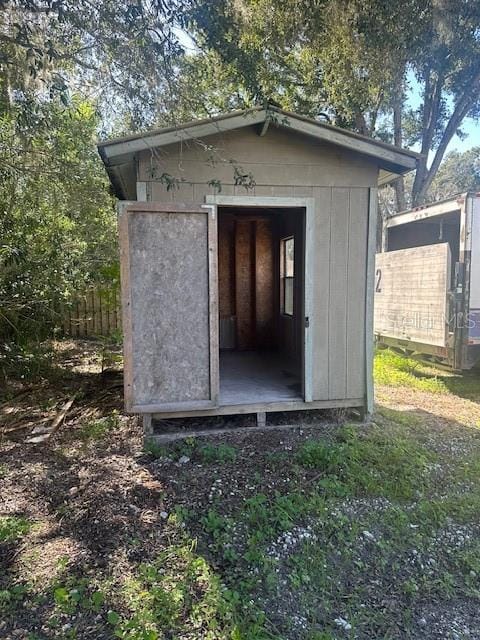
[374,243,451,347]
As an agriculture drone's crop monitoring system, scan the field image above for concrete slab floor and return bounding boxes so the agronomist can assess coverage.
[219,350,302,406]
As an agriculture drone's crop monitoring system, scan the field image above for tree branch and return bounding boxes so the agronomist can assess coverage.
[415,68,480,203]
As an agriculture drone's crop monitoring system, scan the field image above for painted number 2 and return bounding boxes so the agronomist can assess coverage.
[375,268,382,293]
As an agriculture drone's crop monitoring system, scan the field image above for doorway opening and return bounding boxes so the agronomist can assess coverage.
[217,205,305,405]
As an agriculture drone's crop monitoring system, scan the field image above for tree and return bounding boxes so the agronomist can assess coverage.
[0,0,190,130]
[0,98,117,341]
[186,0,480,210]
[406,1,480,205]
[428,146,480,201]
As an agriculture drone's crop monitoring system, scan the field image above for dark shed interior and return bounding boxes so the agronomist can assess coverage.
[217,206,304,405]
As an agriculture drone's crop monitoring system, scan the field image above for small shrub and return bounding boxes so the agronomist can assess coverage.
[144,440,168,458]
[78,411,119,442]
[0,516,30,542]
[0,342,54,383]
[198,443,237,463]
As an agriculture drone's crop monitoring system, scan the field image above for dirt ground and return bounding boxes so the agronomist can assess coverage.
[1,341,480,639]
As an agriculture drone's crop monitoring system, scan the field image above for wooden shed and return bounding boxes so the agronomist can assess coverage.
[98,106,417,430]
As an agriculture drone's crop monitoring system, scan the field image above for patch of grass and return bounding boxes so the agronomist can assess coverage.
[109,541,265,639]
[295,424,434,500]
[0,516,30,542]
[374,349,446,393]
[143,440,168,458]
[374,348,480,400]
[376,406,422,427]
[78,411,119,442]
[198,443,237,464]
[0,583,32,617]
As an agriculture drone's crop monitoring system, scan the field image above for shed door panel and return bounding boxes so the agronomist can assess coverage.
[120,203,218,412]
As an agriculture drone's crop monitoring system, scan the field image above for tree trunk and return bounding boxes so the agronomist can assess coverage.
[412,69,480,205]
[392,92,406,212]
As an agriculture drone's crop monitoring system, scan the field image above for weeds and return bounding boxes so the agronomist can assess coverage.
[109,542,245,639]
[53,580,105,615]
[296,424,434,500]
[78,411,119,442]
[0,516,30,542]
[198,443,237,463]
[143,440,168,458]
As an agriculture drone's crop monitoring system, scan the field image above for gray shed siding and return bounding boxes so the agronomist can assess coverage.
[136,125,375,404]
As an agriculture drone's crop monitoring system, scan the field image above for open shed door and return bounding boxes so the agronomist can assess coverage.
[119,202,218,413]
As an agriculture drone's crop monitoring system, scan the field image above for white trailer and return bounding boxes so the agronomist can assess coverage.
[375,192,480,370]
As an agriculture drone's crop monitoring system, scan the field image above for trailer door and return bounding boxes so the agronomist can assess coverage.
[119,202,219,413]
[374,243,451,348]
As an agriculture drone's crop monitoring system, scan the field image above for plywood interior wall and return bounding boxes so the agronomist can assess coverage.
[218,210,274,350]
[218,207,304,366]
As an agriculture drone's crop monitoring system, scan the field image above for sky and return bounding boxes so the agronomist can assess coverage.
[406,70,479,155]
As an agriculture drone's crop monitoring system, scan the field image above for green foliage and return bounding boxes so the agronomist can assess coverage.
[78,412,119,443]
[428,147,480,202]
[0,583,30,616]
[296,424,434,500]
[0,98,117,345]
[188,0,480,207]
[0,516,30,543]
[0,341,55,384]
[110,543,242,639]
[143,441,168,459]
[52,578,105,615]
[198,444,237,464]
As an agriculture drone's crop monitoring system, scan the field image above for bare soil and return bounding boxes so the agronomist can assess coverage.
[1,341,480,639]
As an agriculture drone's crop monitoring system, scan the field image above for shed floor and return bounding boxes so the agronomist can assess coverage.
[219,351,302,406]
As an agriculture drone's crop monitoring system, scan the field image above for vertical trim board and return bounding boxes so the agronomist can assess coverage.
[311,187,332,400]
[328,188,349,399]
[118,202,135,411]
[365,188,377,414]
[204,204,220,405]
[346,188,368,397]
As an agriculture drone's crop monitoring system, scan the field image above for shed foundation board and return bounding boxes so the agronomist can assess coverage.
[150,397,364,420]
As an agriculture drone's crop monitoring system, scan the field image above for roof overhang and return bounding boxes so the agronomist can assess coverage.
[98,106,420,197]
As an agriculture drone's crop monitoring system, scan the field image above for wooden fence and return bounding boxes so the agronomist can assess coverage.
[60,287,122,337]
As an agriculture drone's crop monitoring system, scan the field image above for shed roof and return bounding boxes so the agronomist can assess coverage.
[98,106,420,198]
